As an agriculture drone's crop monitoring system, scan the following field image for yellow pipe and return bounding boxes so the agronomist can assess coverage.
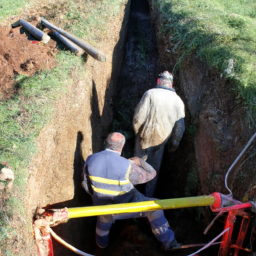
[67,196,215,219]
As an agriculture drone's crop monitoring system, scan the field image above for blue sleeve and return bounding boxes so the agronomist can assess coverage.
[82,161,93,196]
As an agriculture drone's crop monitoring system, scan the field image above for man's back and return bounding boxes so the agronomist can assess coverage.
[84,150,134,204]
[133,88,185,150]
[86,150,130,179]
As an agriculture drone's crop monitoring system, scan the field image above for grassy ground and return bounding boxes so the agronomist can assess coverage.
[0,0,29,23]
[152,0,256,118]
[0,0,126,255]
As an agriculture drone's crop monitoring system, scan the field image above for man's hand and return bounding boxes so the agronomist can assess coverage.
[129,157,141,166]
[128,157,156,185]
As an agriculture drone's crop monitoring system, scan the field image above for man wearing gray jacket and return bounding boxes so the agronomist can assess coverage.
[133,71,185,197]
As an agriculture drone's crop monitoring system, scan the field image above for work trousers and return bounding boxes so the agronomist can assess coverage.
[95,189,175,249]
[135,135,165,197]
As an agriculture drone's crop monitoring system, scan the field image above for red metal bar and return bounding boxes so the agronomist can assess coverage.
[36,235,54,256]
[170,242,221,250]
[48,237,54,256]
[218,211,236,256]
[233,216,250,256]
[230,244,251,252]
[211,202,252,212]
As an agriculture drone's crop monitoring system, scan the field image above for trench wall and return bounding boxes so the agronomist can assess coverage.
[150,2,256,201]
[26,1,131,255]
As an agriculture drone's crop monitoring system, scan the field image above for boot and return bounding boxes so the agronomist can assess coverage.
[165,239,182,250]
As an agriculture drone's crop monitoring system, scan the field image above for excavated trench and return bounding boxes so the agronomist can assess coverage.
[48,0,251,255]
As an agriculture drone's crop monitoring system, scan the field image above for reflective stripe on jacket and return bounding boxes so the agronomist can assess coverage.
[85,150,134,198]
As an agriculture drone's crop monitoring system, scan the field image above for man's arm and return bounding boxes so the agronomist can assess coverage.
[81,163,93,196]
[128,157,156,185]
[133,92,150,135]
[168,118,185,152]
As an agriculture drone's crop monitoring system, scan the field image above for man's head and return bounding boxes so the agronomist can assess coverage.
[157,71,173,88]
[105,132,126,153]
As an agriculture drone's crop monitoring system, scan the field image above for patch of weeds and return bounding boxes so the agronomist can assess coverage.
[0,193,23,255]
[0,180,7,186]
[226,15,245,29]
[44,0,127,44]
[0,0,29,23]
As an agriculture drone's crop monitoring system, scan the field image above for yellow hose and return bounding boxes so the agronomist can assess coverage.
[49,228,94,256]
[67,196,214,219]
[48,196,214,255]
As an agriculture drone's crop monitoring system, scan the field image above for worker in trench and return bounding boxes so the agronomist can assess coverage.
[82,132,180,250]
[133,71,185,197]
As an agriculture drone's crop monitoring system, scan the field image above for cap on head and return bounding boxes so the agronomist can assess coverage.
[157,71,173,88]
[105,132,125,151]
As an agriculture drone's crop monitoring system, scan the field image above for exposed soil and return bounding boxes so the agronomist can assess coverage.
[0,21,57,101]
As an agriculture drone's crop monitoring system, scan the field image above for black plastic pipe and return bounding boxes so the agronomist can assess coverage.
[40,17,106,62]
[19,19,50,44]
[53,31,79,53]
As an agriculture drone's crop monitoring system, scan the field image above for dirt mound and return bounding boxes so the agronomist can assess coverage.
[0,21,57,101]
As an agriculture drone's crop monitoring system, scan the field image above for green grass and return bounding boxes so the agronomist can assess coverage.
[0,51,82,164]
[152,0,256,117]
[41,0,126,45]
[0,0,128,254]
[0,51,86,254]
[0,0,29,23]
[64,0,123,40]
